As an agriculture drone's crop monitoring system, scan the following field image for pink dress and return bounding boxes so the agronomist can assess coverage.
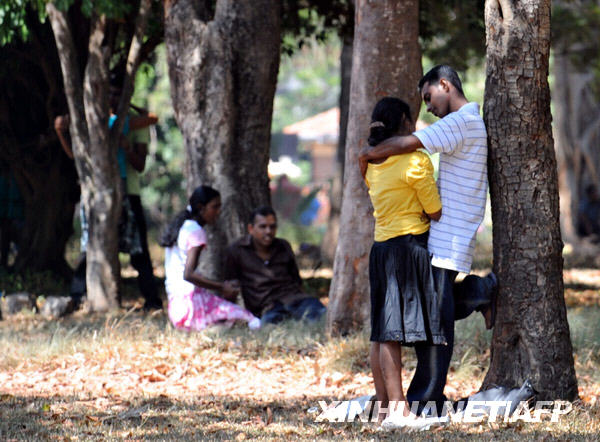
[164,220,259,331]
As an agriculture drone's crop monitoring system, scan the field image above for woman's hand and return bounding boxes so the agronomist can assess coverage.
[424,209,442,222]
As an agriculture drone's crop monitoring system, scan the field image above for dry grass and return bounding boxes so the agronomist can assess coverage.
[1,272,599,440]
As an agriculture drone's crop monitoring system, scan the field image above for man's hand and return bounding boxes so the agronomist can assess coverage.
[127,142,148,172]
[359,156,368,179]
[54,115,69,132]
[222,280,240,301]
[358,135,423,179]
[54,115,74,159]
[359,145,374,178]
[120,135,132,153]
[359,144,375,162]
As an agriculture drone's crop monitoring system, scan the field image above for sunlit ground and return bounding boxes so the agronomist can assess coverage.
[1,216,599,440]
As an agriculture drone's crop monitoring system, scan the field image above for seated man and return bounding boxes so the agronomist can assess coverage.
[224,206,326,324]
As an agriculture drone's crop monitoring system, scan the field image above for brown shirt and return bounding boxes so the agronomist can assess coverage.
[224,235,308,317]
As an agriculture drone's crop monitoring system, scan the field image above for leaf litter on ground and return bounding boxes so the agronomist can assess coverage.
[0,282,599,439]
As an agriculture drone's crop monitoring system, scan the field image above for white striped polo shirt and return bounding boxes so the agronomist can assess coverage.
[413,102,487,273]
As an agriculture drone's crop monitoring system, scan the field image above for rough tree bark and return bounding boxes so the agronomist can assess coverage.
[483,0,578,399]
[46,0,151,311]
[326,0,422,336]
[164,0,281,279]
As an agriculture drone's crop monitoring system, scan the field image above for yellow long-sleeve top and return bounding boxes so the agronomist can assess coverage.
[365,151,442,242]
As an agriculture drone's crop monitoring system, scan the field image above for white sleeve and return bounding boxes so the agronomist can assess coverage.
[413,112,466,154]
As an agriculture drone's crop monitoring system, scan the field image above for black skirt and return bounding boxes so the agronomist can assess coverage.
[369,232,446,346]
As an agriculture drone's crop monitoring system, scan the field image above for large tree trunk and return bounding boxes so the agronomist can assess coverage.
[326,0,422,336]
[47,1,151,311]
[0,13,79,277]
[322,30,353,264]
[164,0,281,279]
[11,150,78,278]
[483,0,578,400]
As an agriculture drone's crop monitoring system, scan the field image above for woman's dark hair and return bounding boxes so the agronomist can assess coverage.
[368,97,412,146]
[159,185,220,247]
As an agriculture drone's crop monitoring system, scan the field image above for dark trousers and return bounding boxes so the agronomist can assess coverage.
[128,195,161,308]
[0,219,12,267]
[71,195,161,308]
[261,297,326,325]
[0,218,20,268]
[70,253,87,300]
[406,267,493,412]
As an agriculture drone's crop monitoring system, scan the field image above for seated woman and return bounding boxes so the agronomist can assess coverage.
[160,186,260,331]
[363,97,444,429]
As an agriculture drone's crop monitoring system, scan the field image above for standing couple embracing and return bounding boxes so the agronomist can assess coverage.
[360,65,497,429]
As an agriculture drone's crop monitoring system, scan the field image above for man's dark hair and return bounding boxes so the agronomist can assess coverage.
[249,206,277,225]
[418,65,464,96]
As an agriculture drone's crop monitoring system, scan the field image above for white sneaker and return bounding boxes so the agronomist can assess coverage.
[418,414,449,431]
[248,317,261,330]
[419,405,450,429]
[381,412,431,431]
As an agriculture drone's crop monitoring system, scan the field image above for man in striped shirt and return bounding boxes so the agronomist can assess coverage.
[360,65,497,416]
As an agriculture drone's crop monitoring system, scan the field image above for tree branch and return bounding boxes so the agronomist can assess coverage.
[139,34,163,64]
[111,0,152,146]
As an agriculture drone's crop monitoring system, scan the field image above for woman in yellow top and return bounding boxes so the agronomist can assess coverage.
[364,97,445,428]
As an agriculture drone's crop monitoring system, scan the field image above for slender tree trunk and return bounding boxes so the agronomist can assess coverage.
[164,0,281,279]
[48,5,119,310]
[483,0,578,400]
[322,31,353,264]
[47,1,151,311]
[552,0,600,244]
[553,53,600,243]
[83,14,123,311]
[326,0,422,336]
[337,33,353,180]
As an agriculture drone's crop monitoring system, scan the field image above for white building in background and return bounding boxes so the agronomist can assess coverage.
[281,107,340,186]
